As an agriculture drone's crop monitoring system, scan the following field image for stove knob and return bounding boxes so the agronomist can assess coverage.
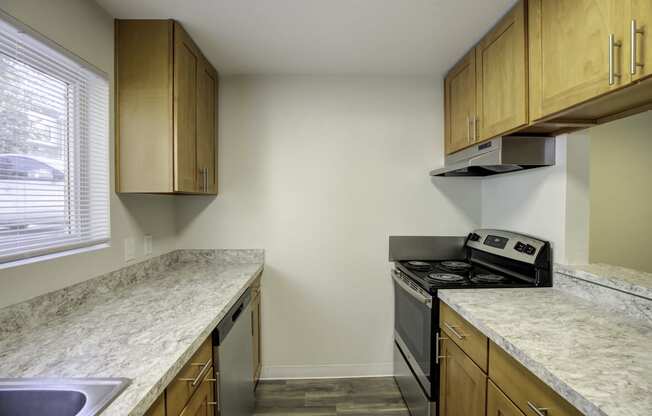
[514,241,526,252]
[469,233,481,242]
[524,244,536,255]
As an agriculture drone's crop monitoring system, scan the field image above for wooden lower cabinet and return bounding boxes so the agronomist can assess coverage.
[487,380,525,416]
[251,288,262,386]
[179,367,215,416]
[440,303,488,372]
[145,393,166,416]
[439,338,487,416]
[489,342,583,416]
[166,337,213,416]
[438,306,584,416]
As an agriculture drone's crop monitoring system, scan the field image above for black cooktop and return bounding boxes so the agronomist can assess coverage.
[396,259,534,292]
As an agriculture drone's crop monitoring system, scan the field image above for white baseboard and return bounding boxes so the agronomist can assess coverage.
[260,362,393,380]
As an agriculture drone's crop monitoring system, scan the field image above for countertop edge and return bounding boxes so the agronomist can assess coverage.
[125,263,264,416]
[437,290,608,416]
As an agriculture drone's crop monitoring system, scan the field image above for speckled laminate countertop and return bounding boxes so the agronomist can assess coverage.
[438,288,652,416]
[0,250,264,416]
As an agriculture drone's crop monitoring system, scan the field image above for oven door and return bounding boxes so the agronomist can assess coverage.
[392,269,433,396]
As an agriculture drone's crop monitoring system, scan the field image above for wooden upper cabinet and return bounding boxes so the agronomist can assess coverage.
[445,50,476,154]
[631,0,651,81]
[173,23,199,193]
[476,0,528,141]
[196,57,218,194]
[116,20,218,194]
[115,20,174,193]
[529,0,627,120]
[439,338,487,416]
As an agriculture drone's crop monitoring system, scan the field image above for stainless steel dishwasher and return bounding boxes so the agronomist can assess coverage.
[213,288,255,416]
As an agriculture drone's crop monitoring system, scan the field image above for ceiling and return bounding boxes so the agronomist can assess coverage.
[97,0,516,76]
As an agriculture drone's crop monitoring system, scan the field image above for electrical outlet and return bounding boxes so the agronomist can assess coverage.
[124,237,135,262]
[144,235,153,256]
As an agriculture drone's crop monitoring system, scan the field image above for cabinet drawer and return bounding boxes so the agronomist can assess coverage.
[167,336,213,416]
[440,303,488,372]
[489,342,582,416]
[179,367,215,416]
[488,380,525,416]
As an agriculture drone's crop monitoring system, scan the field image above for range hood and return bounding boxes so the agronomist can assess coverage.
[430,136,555,177]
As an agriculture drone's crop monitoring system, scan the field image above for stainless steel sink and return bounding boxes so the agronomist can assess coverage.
[0,378,130,416]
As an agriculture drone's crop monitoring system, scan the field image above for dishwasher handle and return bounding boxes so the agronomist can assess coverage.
[231,303,244,322]
[213,288,252,346]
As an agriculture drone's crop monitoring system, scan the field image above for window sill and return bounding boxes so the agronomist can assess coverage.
[0,243,111,271]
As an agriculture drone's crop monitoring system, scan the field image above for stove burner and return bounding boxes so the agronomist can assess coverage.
[405,261,433,271]
[440,261,472,271]
[427,273,465,283]
[473,274,506,283]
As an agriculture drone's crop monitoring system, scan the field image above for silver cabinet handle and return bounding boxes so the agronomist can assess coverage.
[203,167,208,192]
[443,322,465,340]
[435,331,449,364]
[179,358,212,387]
[609,33,622,85]
[631,19,645,75]
[527,401,548,416]
[392,270,432,309]
[466,114,471,143]
[472,116,477,142]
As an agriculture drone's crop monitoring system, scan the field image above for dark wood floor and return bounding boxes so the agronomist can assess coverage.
[255,377,409,415]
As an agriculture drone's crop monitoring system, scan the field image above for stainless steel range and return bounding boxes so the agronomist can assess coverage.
[388,229,552,416]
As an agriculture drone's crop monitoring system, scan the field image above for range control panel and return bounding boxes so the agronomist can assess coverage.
[466,229,547,264]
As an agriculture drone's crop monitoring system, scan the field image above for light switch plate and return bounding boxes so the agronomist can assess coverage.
[124,237,135,262]
[144,235,153,256]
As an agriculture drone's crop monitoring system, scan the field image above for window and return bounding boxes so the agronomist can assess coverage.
[0,14,109,264]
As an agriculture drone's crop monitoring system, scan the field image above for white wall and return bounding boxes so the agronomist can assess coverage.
[481,136,570,262]
[0,0,177,308]
[481,134,591,265]
[176,75,481,378]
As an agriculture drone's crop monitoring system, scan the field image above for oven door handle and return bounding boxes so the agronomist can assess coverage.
[392,270,432,309]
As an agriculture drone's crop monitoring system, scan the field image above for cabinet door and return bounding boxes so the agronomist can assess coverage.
[145,393,166,416]
[529,0,627,120]
[166,337,212,416]
[196,57,218,194]
[489,342,583,416]
[439,338,486,416]
[487,380,525,416]
[476,0,527,141]
[251,292,261,384]
[179,368,215,416]
[173,22,200,193]
[631,0,651,81]
[445,50,476,154]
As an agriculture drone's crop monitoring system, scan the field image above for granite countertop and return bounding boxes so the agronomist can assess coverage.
[438,288,652,416]
[0,250,264,416]
[555,263,652,300]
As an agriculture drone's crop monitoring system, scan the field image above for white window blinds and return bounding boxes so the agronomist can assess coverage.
[0,14,110,264]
